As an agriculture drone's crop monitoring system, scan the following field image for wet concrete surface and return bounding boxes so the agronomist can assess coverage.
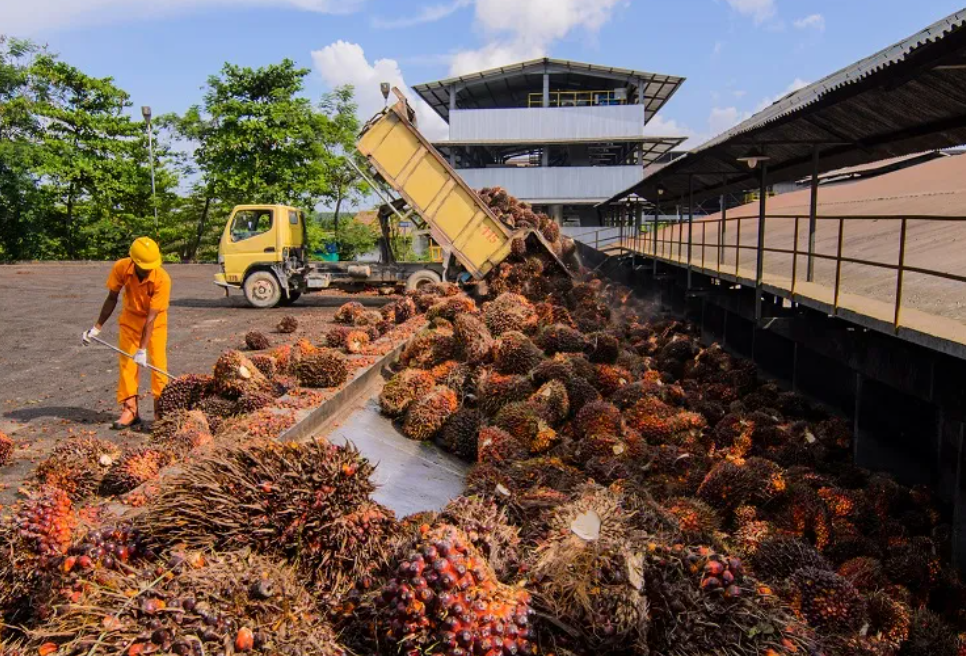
[327,398,468,517]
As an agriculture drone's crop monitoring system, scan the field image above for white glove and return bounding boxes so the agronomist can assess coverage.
[133,349,148,367]
[82,326,101,346]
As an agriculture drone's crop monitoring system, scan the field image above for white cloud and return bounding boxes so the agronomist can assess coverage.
[311,41,448,142]
[754,77,809,111]
[373,0,471,29]
[733,89,747,99]
[2,0,363,34]
[794,13,825,31]
[708,106,750,135]
[644,114,707,151]
[724,0,777,25]
[712,41,725,58]
[449,0,624,76]
[449,41,546,76]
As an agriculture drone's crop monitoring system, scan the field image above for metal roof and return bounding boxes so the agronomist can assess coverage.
[602,8,966,206]
[412,58,685,124]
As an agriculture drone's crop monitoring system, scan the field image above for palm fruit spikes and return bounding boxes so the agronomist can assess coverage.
[426,295,478,322]
[297,348,349,388]
[536,323,586,355]
[244,330,271,350]
[402,386,459,440]
[154,410,213,457]
[400,329,458,369]
[477,371,534,416]
[574,400,622,438]
[374,524,535,656]
[528,379,570,425]
[380,368,436,417]
[483,292,537,336]
[212,350,274,399]
[494,402,558,454]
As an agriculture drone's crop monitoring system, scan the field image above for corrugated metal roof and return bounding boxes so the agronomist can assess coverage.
[412,58,685,124]
[603,8,966,206]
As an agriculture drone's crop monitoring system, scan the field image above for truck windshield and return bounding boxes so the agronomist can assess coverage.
[230,209,273,242]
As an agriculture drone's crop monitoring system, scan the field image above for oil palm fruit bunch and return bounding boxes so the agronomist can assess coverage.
[155,374,213,418]
[748,536,831,583]
[28,550,347,656]
[477,371,534,416]
[564,376,602,416]
[276,314,299,333]
[212,350,274,399]
[196,396,239,434]
[492,331,544,375]
[535,323,586,355]
[154,410,213,457]
[528,380,569,426]
[574,400,623,439]
[477,426,529,465]
[453,313,493,364]
[427,295,478,322]
[297,348,349,388]
[594,364,632,398]
[101,448,172,495]
[335,301,365,324]
[440,408,482,461]
[438,496,522,582]
[248,353,277,379]
[529,355,575,386]
[0,488,78,629]
[400,328,458,369]
[374,524,535,656]
[325,325,354,348]
[402,386,459,440]
[483,293,537,336]
[585,331,620,364]
[530,486,649,651]
[354,309,383,328]
[344,330,370,354]
[493,402,557,454]
[787,567,867,633]
[664,497,721,544]
[244,330,271,350]
[140,440,376,576]
[34,436,120,501]
[0,431,13,466]
[380,368,436,417]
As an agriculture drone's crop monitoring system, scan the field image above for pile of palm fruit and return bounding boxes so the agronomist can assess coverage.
[3,188,965,656]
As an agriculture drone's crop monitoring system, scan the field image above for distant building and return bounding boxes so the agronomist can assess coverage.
[413,58,686,227]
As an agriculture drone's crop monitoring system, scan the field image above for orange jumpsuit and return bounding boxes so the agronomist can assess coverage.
[106,258,172,403]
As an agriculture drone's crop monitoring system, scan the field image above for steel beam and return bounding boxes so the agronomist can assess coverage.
[807,146,819,282]
[755,163,768,322]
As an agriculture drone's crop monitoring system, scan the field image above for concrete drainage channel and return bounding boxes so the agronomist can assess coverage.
[276,330,470,517]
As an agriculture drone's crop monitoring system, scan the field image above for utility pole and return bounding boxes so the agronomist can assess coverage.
[141,106,158,237]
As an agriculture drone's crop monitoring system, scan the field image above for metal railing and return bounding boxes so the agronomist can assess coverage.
[632,213,966,333]
[567,227,626,253]
[527,90,629,108]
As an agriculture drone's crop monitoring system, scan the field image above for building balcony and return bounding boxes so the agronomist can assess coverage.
[448,105,646,143]
[457,166,644,204]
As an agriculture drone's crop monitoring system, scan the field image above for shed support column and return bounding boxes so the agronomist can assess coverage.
[542,72,550,167]
[720,193,727,269]
[807,146,819,282]
[638,78,646,122]
[953,423,966,570]
[755,163,768,322]
[687,174,694,290]
[652,206,659,275]
[449,85,457,113]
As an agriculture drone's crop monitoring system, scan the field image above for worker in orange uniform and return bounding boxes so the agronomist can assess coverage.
[82,237,171,429]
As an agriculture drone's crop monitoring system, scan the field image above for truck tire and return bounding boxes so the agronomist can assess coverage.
[405,269,441,292]
[280,290,302,306]
[244,271,282,309]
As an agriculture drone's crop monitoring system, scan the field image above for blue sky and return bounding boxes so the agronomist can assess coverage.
[5,0,964,147]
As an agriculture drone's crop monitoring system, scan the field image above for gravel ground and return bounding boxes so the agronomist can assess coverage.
[0,261,387,508]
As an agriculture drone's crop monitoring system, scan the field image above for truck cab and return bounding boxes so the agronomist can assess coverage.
[214,204,310,308]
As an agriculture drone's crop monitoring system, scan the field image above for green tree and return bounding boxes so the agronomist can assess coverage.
[318,85,369,232]
[24,51,179,259]
[192,59,328,209]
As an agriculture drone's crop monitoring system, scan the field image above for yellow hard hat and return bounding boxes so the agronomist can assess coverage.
[130,237,162,270]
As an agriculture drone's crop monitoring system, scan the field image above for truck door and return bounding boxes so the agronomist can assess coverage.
[223,207,278,283]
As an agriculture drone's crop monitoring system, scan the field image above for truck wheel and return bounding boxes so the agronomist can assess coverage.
[244,271,282,309]
[280,290,302,306]
[406,270,441,292]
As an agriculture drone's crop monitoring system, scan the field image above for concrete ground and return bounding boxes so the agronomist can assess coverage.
[0,262,382,508]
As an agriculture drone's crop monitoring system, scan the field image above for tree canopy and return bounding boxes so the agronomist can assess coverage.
[0,37,373,263]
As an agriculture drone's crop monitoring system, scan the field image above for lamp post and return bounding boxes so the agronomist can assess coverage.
[141,105,158,236]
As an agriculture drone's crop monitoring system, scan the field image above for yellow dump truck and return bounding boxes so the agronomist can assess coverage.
[215,89,568,308]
